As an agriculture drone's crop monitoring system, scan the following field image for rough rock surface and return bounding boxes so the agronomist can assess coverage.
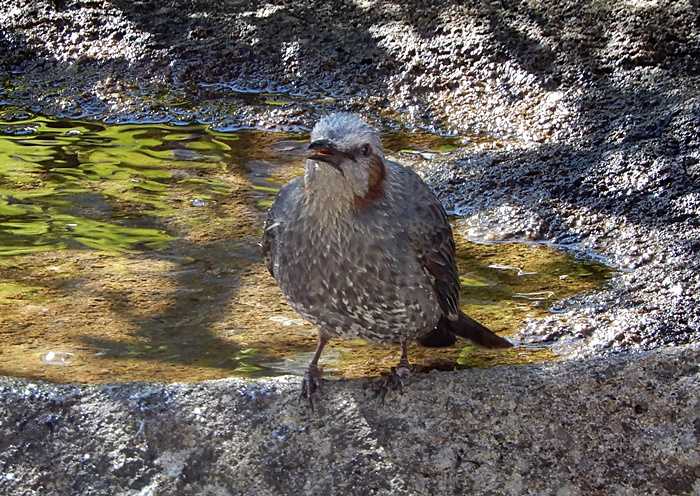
[1,0,699,494]
[1,345,699,496]
[1,0,698,357]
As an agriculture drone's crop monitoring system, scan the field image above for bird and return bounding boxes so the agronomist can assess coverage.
[262,113,512,403]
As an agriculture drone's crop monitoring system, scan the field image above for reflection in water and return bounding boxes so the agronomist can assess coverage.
[0,108,614,383]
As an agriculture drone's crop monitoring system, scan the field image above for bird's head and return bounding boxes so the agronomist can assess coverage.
[305,113,386,204]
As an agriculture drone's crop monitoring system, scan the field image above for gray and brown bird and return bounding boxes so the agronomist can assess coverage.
[262,113,511,401]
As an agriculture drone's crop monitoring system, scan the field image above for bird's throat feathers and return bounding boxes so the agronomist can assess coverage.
[305,155,386,213]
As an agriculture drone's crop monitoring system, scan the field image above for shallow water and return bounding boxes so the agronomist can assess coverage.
[0,108,613,383]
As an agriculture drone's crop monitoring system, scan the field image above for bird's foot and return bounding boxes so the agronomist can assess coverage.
[375,362,412,403]
[300,364,323,410]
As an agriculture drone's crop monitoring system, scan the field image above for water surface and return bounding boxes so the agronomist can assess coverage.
[0,108,613,383]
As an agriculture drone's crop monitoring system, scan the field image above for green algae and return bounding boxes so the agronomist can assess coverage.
[0,108,614,383]
[0,281,40,303]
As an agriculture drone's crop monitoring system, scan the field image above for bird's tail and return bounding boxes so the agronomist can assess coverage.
[419,312,513,348]
[449,312,513,348]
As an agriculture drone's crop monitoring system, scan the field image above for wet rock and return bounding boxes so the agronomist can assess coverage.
[1,0,699,492]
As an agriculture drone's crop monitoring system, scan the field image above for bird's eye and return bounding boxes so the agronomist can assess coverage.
[361,143,371,157]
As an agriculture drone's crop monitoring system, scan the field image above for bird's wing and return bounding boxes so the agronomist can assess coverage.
[262,178,302,278]
[398,165,460,321]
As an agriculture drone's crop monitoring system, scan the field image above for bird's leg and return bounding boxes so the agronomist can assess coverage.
[395,338,412,379]
[376,338,412,401]
[300,332,329,408]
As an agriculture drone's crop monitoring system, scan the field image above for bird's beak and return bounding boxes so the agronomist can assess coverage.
[307,139,352,175]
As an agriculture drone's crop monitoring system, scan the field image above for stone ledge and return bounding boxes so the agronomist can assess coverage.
[1,345,698,495]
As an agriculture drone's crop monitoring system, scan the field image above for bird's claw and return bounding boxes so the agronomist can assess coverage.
[375,364,411,403]
[300,365,323,410]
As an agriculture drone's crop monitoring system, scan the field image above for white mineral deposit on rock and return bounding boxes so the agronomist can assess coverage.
[41,351,73,366]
